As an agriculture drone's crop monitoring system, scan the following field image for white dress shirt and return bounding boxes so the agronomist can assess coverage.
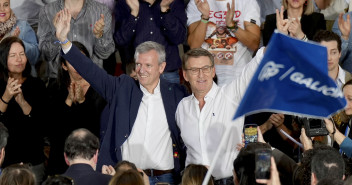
[176,47,264,179]
[122,81,174,170]
[336,65,347,89]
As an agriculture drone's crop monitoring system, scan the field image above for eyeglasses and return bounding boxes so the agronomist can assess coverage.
[185,65,213,75]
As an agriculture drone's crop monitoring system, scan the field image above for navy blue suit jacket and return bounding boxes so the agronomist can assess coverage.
[62,46,187,177]
[63,164,111,185]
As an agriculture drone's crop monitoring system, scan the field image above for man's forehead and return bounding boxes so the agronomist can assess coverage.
[187,56,212,66]
[320,40,338,50]
[136,50,159,63]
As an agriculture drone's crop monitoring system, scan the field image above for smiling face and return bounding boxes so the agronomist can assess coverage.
[135,50,165,93]
[7,42,27,75]
[183,56,215,97]
[0,0,10,23]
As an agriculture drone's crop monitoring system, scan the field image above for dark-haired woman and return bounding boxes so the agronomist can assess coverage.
[47,41,106,175]
[0,37,48,182]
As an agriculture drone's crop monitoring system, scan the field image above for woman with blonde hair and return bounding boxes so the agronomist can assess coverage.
[181,164,214,185]
[263,0,326,46]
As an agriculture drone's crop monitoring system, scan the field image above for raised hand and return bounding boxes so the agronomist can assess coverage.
[338,13,351,40]
[12,26,21,37]
[160,0,174,12]
[288,18,304,39]
[195,0,210,19]
[54,9,71,42]
[93,14,105,39]
[276,6,290,35]
[225,0,235,27]
[299,128,313,151]
[269,113,284,128]
[126,0,139,17]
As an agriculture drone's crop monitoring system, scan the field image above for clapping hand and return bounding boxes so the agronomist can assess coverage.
[288,18,304,39]
[3,78,21,102]
[195,0,210,19]
[53,8,71,43]
[126,0,139,17]
[66,81,86,106]
[11,26,20,37]
[338,13,351,40]
[160,0,174,12]
[93,14,105,39]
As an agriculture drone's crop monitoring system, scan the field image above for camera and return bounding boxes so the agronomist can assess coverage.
[294,117,329,137]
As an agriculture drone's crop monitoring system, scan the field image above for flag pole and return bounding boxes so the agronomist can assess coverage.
[202,122,235,185]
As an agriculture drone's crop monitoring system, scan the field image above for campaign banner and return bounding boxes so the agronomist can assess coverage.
[233,31,347,119]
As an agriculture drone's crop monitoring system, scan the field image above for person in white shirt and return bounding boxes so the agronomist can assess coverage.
[176,47,264,184]
[186,0,261,86]
[53,9,188,185]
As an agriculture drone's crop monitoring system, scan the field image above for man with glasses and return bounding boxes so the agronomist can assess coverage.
[176,47,264,185]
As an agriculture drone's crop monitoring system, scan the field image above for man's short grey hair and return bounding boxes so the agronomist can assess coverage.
[134,41,166,64]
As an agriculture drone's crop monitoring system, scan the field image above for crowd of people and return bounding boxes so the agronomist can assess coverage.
[0,0,352,184]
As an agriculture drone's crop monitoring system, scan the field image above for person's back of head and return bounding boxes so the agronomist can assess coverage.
[0,163,36,185]
[233,142,271,185]
[294,144,342,185]
[181,164,214,185]
[0,122,8,167]
[108,169,144,185]
[114,160,138,173]
[316,178,344,185]
[311,149,345,184]
[64,128,99,161]
[42,175,74,185]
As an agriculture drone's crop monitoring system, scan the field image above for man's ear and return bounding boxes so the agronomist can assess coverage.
[159,62,166,74]
[64,153,70,166]
[62,62,68,71]
[183,69,189,82]
[0,148,5,162]
[93,150,98,164]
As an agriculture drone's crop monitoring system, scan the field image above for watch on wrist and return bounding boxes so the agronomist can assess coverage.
[201,15,209,21]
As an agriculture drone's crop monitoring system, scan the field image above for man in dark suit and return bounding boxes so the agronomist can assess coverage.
[63,128,111,185]
[54,9,187,185]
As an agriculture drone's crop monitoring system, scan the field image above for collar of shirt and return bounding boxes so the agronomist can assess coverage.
[139,80,161,96]
[190,81,219,106]
[337,65,346,87]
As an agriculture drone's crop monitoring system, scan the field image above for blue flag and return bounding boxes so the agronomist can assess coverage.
[233,31,347,120]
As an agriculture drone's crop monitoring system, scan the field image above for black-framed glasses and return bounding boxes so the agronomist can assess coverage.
[185,65,213,75]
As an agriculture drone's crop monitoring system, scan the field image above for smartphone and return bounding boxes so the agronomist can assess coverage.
[244,124,258,147]
[255,148,272,179]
